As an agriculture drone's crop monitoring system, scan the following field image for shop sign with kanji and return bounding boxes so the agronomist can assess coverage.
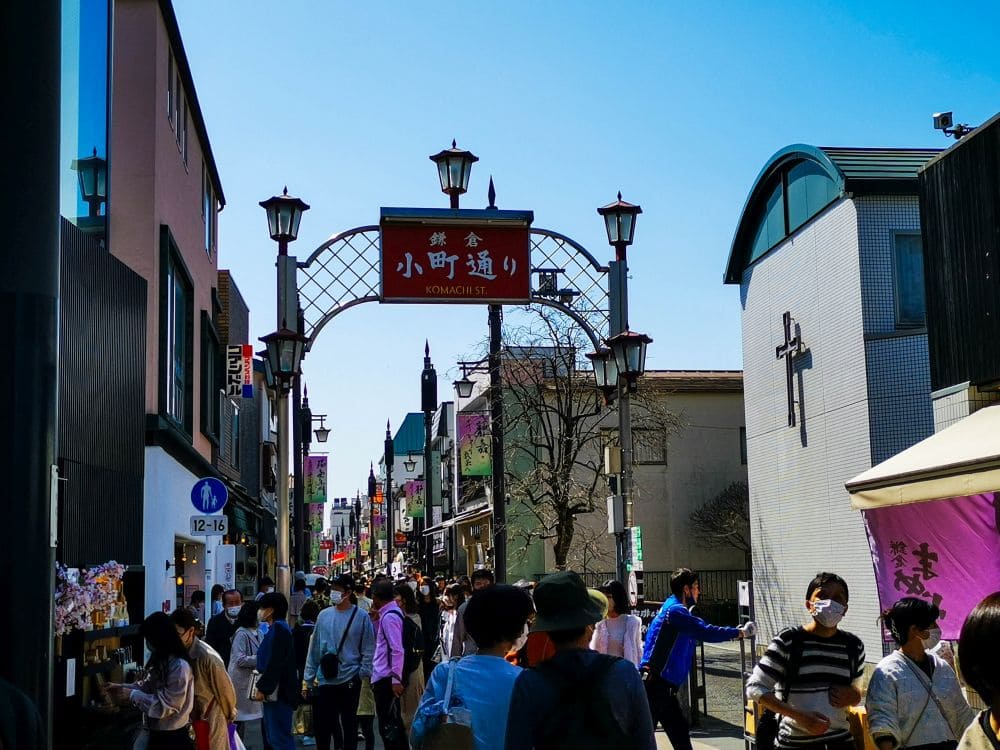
[380,208,533,303]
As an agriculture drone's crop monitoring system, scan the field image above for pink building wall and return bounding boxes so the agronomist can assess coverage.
[110,0,223,461]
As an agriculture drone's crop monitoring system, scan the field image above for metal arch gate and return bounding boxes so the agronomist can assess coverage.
[296,226,611,348]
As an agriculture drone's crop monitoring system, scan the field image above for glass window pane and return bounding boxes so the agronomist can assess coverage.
[894,233,926,327]
[787,160,838,232]
[749,179,784,263]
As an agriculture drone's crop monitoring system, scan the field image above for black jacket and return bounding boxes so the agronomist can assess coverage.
[204,612,238,667]
[256,623,300,707]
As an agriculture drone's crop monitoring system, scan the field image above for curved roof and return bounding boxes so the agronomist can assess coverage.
[723,145,940,284]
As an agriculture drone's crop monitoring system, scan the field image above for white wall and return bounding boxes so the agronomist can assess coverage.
[740,198,882,656]
[143,447,224,618]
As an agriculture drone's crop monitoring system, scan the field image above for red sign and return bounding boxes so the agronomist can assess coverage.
[380,212,532,303]
[311,565,328,575]
[331,551,348,564]
[319,539,333,550]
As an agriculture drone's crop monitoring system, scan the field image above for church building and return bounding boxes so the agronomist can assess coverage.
[724,145,940,656]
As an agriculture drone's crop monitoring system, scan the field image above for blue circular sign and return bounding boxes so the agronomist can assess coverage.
[191,477,228,514]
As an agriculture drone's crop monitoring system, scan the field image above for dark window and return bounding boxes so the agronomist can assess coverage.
[202,164,215,255]
[200,312,220,443]
[634,428,666,465]
[739,426,747,465]
[749,179,785,263]
[893,232,926,327]
[167,48,174,126]
[230,402,241,469]
[174,70,181,134]
[160,228,193,434]
[787,160,839,232]
[180,96,188,166]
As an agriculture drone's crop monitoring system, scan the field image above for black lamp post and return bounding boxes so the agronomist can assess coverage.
[586,347,620,406]
[429,140,478,209]
[260,325,308,390]
[259,187,310,255]
[421,341,438,575]
[368,464,377,571]
[597,191,642,261]
[384,420,395,576]
[73,147,108,218]
[606,330,653,392]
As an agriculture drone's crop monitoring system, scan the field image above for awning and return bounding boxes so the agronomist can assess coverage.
[846,404,1000,509]
[422,505,492,536]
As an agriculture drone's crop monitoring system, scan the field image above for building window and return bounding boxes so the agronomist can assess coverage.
[200,312,220,443]
[167,48,174,126]
[160,228,193,433]
[893,232,926,328]
[174,70,181,133]
[180,96,188,166]
[634,428,667,465]
[739,426,747,465]
[786,160,838,232]
[230,402,241,469]
[749,178,785,263]
[202,164,215,255]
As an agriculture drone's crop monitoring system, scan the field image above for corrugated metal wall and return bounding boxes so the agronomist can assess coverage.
[58,219,147,566]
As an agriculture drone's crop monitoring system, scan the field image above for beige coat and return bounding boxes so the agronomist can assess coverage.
[190,638,238,749]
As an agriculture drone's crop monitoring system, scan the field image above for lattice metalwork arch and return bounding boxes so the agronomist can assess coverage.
[296,225,610,351]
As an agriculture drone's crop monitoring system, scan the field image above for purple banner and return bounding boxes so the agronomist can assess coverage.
[863,492,1000,639]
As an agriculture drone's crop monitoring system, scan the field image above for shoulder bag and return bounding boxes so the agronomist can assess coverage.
[899,656,959,748]
[422,659,474,750]
[319,606,359,680]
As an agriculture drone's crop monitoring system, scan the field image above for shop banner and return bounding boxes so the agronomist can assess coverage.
[304,456,328,504]
[309,503,325,532]
[310,531,322,563]
[459,413,491,477]
[226,345,254,398]
[405,480,425,519]
[863,492,1000,639]
[429,450,442,508]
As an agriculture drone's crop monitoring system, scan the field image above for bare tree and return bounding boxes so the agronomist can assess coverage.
[499,307,677,572]
[688,481,751,566]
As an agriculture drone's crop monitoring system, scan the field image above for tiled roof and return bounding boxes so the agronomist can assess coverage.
[642,370,743,392]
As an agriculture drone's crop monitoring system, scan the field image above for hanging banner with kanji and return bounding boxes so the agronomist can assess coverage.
[404,480,425,519]
[303,456,328,504]
[459,414,491,477]
[310,531,322,563]
[428,449,442,508]
[226,345,254,398]
[862,492,1000,639]
[380,208,533,303]
[309,503,325,533]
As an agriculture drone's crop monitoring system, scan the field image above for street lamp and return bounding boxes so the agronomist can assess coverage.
[597,191,642,260]
[403,453,417,473]
[313,417,331,443]
[72,147,108,218]
[256,349,277,391]
[421,341,438,575]
[260,325,308,390]
[586,348,620,406]
[605,330,653,391]
[429,140,479,209]
[384,420,395,576]
[259,187,310,254]
[453,376,474,399]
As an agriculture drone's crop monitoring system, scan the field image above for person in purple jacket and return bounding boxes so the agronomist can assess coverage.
[640,568,755,750]
[371,578,408,750]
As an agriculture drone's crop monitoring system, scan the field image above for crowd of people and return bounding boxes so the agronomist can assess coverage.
[98,567,1000,750]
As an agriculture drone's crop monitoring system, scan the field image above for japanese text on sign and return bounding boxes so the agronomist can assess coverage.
[226,345,254,398]
[381,221,531,303]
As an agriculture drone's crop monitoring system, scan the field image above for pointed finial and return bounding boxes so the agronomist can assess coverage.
[93,147,98,156]
[452,139,457,149]
[617,190,622,201]
[303,383,308,398]
[488,176,497,209]
[283,186,288,196]
[425,340,430,356]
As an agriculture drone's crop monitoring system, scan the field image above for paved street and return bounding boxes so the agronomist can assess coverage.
[240,642,750,749]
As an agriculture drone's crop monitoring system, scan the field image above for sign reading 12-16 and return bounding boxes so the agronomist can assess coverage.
[380,208,533,303]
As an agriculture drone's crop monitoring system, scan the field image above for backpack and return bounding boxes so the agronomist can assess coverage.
[382,609,425,686]
[754,627,861,750]
[535,654,631,750]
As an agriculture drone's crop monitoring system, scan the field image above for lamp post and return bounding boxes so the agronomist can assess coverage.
[73,147,108,218]
[260,187,310,599]
[297,384,330,571]
[368,464,377,572]
[421,341,438,575]
[384,420,395,576]
[596,192,649,586]
[429,140,478,210]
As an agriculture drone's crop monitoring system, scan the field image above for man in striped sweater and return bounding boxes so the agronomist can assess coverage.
[746,572,866,750]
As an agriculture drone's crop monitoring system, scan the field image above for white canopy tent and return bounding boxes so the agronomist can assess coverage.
[847,404,1000,509]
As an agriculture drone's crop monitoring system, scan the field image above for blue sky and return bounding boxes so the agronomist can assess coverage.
[173,1,999,498]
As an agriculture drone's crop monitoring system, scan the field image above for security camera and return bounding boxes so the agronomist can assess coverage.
[933,112,954,131]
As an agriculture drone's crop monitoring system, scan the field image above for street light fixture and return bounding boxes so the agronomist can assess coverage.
[313,416,331,443]
[586,348,620,405]
[72,147,108,218]
[256,349,277,391]
[403,453,417,473]
[453,376,475,400]
[260,325,308,391]
[429,140,479,209]
[259,187,310,252]
[605,330,653,390]
[597,191,642,259]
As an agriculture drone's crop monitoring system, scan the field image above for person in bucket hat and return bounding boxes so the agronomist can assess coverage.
[503,571,655,750]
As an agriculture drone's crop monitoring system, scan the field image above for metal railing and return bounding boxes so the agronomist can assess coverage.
[575,568,749,605]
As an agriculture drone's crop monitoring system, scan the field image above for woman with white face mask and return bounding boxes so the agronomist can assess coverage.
[417,580,441,679]
[866,597,975,750]
[591,579,644,666]
[410,585,534,750]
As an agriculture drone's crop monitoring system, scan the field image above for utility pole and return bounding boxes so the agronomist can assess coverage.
[421,342,437,576]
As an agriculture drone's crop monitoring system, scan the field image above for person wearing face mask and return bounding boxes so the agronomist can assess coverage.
[866,598,975,750]
[255,592,300,750]
[642,568,752,750]
[228,601,264,740]
[411,585,533,750]
[746,572,864,750]
[303,574,375,750]
[169,607,238,750]
[504,571,655,750]
[592,579,644,667]
[205,588,243,667]
[417,580,441,678]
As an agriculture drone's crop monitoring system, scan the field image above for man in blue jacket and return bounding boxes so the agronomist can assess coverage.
[640,568,754,750]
